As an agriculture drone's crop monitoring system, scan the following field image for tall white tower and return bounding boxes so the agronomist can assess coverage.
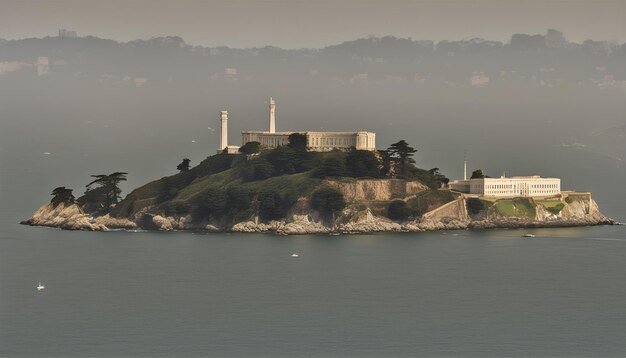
[220,110,228,151]
[463,153,467,180]
[268,97,276,133]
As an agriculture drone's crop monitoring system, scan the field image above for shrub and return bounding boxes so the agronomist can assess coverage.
[311,187,346,219]
[387,200,413,221]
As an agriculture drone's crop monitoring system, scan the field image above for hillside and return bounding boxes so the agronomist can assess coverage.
[21,139,614,234]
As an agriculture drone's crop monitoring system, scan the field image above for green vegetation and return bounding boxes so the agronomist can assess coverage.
[311,187,346,220]
[407,189,455,216]
[386,140,417,178]
[537,200,565,214]
[495,198,536,219]
[471,169,485,179]
[238,141,261,155]
[466,197,485,215]
[176,158,191,172]
[50,187,75,207]
[387,200,414,221]
[78,172,128,214]
[103,139,451,224]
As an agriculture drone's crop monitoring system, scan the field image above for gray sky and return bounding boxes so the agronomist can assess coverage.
[1,0,625,47]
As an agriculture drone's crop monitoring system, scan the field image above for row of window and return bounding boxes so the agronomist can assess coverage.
[310,137,355,147]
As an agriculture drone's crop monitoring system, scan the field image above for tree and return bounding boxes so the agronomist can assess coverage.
[311,187,346,220]
[244,158,275,181]
[266,146,297,174]
[226,186,250,211]
[428,168,450,187]
[50,187,75,207]
[387,200,412,221]
[346,150,381,178]
[471,169,485,179]
[314,156,347,178]
[191,187,227,221]
[466,198,485,215]
[288,133,307,151]
[83,172,128,209]
[239,141,261,155]
[176,158,191,172]
[386,140,417,177]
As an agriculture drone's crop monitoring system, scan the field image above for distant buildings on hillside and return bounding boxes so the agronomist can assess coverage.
[58,29,78,38]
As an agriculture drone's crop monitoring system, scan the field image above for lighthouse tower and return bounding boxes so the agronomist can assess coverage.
[219,110,228,151]
[268,97,276,133]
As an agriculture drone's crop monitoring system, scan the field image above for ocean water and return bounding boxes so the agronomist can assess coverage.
[1,212,625,356]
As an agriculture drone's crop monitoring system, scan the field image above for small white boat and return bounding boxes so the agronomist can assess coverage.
[291,254,299,257]
[523,234,535,238]
[37,281,45,291]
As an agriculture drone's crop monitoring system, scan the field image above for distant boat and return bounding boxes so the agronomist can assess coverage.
[329,233,340,236]
[291,254,299,257]
[523,234,536,238]
[36,281,45,291]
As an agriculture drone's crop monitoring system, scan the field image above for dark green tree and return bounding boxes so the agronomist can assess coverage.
[387,200,413,221]
[266,146,297,174]
[239,141,261,155]
[50,187,75,207]
[311,187,346,220]
[82,172,128,209]
[471,169,485,179]
[466,198,485,215]
[226,186,250,211]
[288,133,308,151]
[258,190,284,221]
[190,187,227,221]
[346,150,381,178]
[244,158,275,181]
[156,178,178,203]
[314,156,347,178]
[386,140,417,177]
[176,158,191,172]
[428,168,450,187]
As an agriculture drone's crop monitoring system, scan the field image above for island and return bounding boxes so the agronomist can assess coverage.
[22,98,614,234]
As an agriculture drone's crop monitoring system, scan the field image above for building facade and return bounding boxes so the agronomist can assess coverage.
[449,175,561,198]
[218,97,376,153]
[240,131,376,151]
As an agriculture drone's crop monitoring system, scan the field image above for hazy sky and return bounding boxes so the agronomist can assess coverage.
[1,0,625,48]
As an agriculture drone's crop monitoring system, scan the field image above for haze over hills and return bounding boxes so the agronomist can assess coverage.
[1,30,625,221]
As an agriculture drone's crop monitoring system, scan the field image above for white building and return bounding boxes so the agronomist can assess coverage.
[217,97,376,153]
[448,159,561,197]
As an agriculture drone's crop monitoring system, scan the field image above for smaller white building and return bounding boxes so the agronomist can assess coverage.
[450,175,561,198]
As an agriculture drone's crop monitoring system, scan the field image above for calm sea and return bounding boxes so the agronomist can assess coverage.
[1,205,625,357]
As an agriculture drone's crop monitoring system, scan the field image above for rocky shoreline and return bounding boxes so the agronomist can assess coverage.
[21,196,615,235]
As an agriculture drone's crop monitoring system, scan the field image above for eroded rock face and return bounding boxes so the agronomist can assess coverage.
[327,179,428,201]
[21,203,108,231]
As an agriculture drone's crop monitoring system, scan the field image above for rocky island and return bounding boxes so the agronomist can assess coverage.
[21,135,614,234]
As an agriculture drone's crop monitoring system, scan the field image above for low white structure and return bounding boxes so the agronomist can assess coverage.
[450,175,561,198]
[217,97,376,153]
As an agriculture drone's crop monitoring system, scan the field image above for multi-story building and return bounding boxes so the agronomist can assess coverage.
[217,97,376,153]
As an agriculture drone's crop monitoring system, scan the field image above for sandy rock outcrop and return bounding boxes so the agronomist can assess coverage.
[337,208,404,233]
[277,214,330,235]
[94,214,138,229]
[21,203,108,231]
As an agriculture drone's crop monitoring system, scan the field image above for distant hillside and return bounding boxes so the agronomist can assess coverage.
[1,31,625,87]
